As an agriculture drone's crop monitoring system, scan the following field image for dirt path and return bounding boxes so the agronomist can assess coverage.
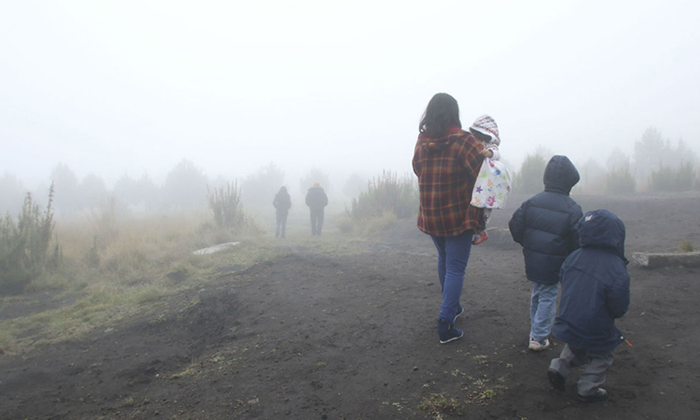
[1,194,699,419]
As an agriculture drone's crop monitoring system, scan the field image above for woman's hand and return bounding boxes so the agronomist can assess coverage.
[480,148,494,158]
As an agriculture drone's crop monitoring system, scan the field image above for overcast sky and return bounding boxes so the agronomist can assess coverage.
[1,0,699,189]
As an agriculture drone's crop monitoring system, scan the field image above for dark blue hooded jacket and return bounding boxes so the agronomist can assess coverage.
[553,209,631,351]
[508,155,583,285]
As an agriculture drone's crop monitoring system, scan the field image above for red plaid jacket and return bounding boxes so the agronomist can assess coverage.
[412,128,485,237]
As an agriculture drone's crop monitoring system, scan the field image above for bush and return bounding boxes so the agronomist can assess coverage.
[606,164,636,194]
[0,185,61,295]
[678,241,695,253]
[351,171,417,220]
[650,162,695,192]
[334,212,354,234]
[513,154,546,194]
[208,181,243,229]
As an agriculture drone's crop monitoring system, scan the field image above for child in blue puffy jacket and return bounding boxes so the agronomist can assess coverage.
[547,209,631,403]
[508,155,583,351]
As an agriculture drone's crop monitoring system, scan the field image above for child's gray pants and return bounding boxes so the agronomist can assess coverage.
[549,343,614,396]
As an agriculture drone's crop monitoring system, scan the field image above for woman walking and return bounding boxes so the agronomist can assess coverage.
[412,93,485,344]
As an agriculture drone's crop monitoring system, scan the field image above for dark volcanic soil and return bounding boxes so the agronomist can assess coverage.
[1,193,699,420]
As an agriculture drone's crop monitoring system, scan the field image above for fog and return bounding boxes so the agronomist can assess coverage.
[2,1,699,208]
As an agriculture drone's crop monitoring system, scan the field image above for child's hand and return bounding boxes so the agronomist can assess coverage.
[480,149,494,158]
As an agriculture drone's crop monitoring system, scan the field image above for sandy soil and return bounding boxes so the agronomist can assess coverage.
[1,193,699,420]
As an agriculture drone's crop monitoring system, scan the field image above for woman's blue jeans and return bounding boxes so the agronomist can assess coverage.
[431,230,474,324]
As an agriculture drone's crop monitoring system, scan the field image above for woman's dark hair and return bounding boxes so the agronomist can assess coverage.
[419,93,461,138]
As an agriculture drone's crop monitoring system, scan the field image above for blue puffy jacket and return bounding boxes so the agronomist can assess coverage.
[508,155,583,285]
[553,209,631,351]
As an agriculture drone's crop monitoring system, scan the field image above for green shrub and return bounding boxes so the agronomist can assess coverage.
[351,171,417,220]
[650,162,695,192]
[606,164,636,194]
[0,185,61,295]
[360,211,399,234]
[208,181,243,229]
[678,241,694,253]
[513,153,546,194]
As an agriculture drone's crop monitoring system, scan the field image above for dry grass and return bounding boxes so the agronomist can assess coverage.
[334,210,399,237]
[418,393,465,418]
[0,209,270,355]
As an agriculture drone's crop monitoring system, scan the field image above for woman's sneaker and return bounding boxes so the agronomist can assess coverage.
[438,318,463,344]
[528,337,550,351]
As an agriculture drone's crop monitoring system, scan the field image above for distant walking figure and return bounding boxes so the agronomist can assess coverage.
[273,186,291,238]
[305,182,328,236]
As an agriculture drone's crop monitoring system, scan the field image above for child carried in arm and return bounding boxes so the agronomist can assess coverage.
[468,115,511,245]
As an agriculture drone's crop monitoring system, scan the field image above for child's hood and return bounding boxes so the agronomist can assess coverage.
[470,115,501,146]
[578,209,628,263]
[543,155,580,194]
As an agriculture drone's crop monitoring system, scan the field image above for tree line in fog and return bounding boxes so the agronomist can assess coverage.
[513,127,698,195]
[2,126,698,219]
[0,160,370,219]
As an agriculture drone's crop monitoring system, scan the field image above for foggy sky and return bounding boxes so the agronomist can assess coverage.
[1,0,699,189]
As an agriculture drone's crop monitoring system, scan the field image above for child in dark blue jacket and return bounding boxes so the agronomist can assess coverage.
[509,155,583,351]
[548,209,631,402]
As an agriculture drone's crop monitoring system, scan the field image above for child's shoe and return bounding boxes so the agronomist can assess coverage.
[528,337,550,351]
[577,388,608,402]
[472,231,489,245]
[437,318,463,344]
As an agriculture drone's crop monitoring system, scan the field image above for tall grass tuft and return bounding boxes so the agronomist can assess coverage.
[0,184,61,295]
[208,181,243,229]
[351,171,417,221]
